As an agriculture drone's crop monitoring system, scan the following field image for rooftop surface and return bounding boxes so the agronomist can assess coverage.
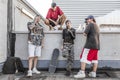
[0,70,120,80]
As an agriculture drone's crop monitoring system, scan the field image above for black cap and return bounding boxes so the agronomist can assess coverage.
[51,2,56,8]
[86,15,94,20]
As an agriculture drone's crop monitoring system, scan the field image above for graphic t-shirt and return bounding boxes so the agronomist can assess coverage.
[27,22,44,46]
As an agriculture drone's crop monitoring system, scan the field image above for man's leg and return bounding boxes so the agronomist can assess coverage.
[45,19,53,30]
[62,44,69,58]
[74,48,89,78]
[65,45,74,76]
[32,46,41,74]
[33,56,38,69]
[93,63,98,72]
[27,43,35,76]
[88,63,98,77]
[27,57,34,76]
[81,62,86,71]
[28,57,34,71]
[58,14,66,30]
[65,51,72,76]
[92,50,98,72]
[32,56,40,74]
[88,50,98,78]
[74,62,86,78]
[63,44,70,76]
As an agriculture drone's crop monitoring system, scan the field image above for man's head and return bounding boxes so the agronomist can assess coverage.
[86,15,96,23]
[51,2,57,10]
[65,20,71,29]
[34,15,41,23]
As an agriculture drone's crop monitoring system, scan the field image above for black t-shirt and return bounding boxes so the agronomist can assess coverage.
[62,28,76,44]
[84,23,100,50]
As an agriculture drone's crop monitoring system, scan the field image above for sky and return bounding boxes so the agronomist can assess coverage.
[26,0,52,18]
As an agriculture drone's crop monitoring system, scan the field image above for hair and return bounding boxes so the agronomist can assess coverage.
[51,2,56,8]
[65,20,71,25]
[93,18,96,23]
[92,19,99,32]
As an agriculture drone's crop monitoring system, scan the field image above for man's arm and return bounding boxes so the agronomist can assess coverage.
[41,38,44,48]
[57,6,64,24]
[69,29,76,39]
[56,14,64,23]
[41,28,45,48]
[83,33,87,36]
[83,24,91,36]
[49,19,58,26]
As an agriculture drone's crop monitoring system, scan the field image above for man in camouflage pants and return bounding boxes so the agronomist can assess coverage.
[62,20,76,76]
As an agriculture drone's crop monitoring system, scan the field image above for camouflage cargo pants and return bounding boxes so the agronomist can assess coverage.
[62,43,74,72]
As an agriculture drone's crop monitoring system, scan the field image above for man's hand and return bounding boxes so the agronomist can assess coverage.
[83,33,87,36]
[54,22,58,26]
[41,39,44,48]
[49,19,58,26]
[41,44,44,48]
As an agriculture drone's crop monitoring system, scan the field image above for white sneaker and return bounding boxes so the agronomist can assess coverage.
[32,68,41,74]
[53,26,58,30]
[27,70,32,76]
[74,70,86,78]
[88,71,96,78]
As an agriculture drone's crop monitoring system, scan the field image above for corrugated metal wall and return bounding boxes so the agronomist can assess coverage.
[0,0,7,63]
[53,0,120,28]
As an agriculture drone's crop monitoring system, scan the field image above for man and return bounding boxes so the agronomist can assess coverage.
[74,15,100,78]
[62,20,76,76]
[45,2,66,30]
[27,15,44,76]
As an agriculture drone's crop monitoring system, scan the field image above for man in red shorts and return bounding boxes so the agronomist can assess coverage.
[45,2,66,30]
[74,15,100,78]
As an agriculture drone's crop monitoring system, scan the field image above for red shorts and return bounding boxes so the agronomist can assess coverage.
[80,48,99,64]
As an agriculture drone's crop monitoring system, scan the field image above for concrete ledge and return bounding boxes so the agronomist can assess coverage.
[22,60,120,69]
[12,31,120,34]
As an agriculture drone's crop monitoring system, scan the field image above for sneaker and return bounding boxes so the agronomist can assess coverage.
[88,71,96,78]
[32,68,41,74]
[27,70,32,77]
[74,70,86,78]
[53,26,58,30]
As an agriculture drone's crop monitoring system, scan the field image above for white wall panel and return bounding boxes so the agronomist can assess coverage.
[53,0,120,28]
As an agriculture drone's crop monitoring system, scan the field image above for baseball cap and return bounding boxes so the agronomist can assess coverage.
[86,15,94,20]
[51,2,56,8]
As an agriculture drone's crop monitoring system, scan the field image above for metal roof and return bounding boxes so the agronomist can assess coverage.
[53,0,120,28]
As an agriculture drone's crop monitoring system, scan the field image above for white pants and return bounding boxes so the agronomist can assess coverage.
[28,43,41,57]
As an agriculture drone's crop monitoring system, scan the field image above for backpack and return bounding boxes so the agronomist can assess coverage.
[2,57,25,74]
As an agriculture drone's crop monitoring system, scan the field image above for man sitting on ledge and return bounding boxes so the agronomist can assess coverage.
[45,2,66,30]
